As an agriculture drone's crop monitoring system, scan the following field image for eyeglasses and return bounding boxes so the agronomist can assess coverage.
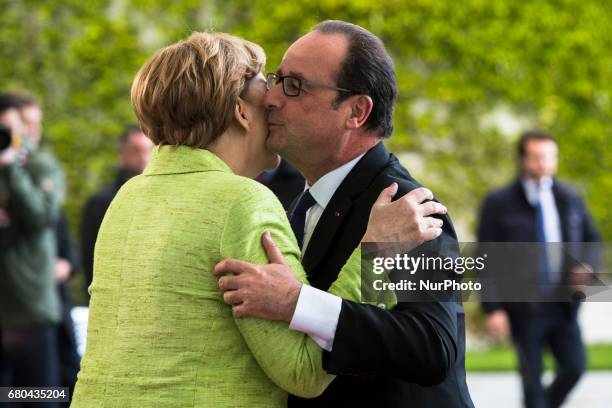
[265,72,353,97]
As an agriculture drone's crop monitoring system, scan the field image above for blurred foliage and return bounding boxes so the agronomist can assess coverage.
[466,342,612,371]
[1,0,610,253]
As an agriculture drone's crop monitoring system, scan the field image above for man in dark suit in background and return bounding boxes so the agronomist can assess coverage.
[256,159,304,210]
[16,93,82,401]
[478,130,601,408]
[214,20,473,407]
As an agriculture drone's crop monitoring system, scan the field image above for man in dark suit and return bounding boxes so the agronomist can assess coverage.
[214,20,473,407]
[478,130,600,408]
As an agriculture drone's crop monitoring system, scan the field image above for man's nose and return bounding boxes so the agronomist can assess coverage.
[264,82,283,110]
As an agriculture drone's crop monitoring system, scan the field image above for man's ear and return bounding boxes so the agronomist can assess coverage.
[346,95,373,130]
[234,97,250,132]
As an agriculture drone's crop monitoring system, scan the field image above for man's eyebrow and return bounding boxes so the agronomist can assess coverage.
[276,68,306,79]
[287,70,306,79]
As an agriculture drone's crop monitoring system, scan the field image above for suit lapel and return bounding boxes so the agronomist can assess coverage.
[302,197,352,273]
[512,179,532,210]
[302,142,391,273]
[287,192,304,218]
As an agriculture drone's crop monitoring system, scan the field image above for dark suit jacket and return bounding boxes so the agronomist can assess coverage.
[477,179,601,318]
[263,159,305,210]
[288,142,474,408]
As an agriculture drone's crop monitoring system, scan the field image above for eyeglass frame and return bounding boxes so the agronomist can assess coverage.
[265,72,354,97]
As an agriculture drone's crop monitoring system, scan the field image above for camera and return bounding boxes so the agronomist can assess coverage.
[0,124,11,151]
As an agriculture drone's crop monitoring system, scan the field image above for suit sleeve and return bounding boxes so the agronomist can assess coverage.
[477,194,504,314]
[220,182,365,398]
[1,155,64,234]
[56,209,78,266]
[575,193,601,272]
[80,196,106,294]
[322,223,460,385]
[477,194,500,242]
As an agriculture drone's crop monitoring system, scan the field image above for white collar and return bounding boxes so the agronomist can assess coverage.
[522,176,554,205]
[306,153,366,210]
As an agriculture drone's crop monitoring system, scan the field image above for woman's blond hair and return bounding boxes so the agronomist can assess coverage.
[131,32,265,148]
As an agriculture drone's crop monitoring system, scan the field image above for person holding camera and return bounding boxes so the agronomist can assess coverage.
[0,93,65,393]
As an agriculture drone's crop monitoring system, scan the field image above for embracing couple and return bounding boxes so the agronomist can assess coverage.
[72,20,473,408]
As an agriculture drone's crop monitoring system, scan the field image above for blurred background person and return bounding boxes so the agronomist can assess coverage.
[478,130,601,408]
[0,92,65,398]
[13,92,83,401]
[80,125,153,302]
[15,92,44,148]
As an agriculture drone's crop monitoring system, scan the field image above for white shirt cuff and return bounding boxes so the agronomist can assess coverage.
[289,284,342,352]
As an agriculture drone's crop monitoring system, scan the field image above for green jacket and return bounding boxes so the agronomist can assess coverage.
[0,149,64,328]
[71,146,368,407]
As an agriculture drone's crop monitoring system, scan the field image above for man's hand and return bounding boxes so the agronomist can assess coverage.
[486,310,510,341]
[214,231,301,321]
[55,258,72,283]
[569,263,594,289]
[361,183,447,251]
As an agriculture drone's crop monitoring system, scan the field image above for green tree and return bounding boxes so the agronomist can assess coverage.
[1,0,609,253]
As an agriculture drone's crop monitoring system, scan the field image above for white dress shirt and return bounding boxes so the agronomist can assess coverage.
[522,177,563,279]
[289,153,365,351]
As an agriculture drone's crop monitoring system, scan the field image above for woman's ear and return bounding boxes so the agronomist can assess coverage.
[346,95,373,130]
[234,97,250,132]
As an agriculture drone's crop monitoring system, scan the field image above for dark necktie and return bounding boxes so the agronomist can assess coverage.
[535,196,552,294]
[290,190,316,248]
